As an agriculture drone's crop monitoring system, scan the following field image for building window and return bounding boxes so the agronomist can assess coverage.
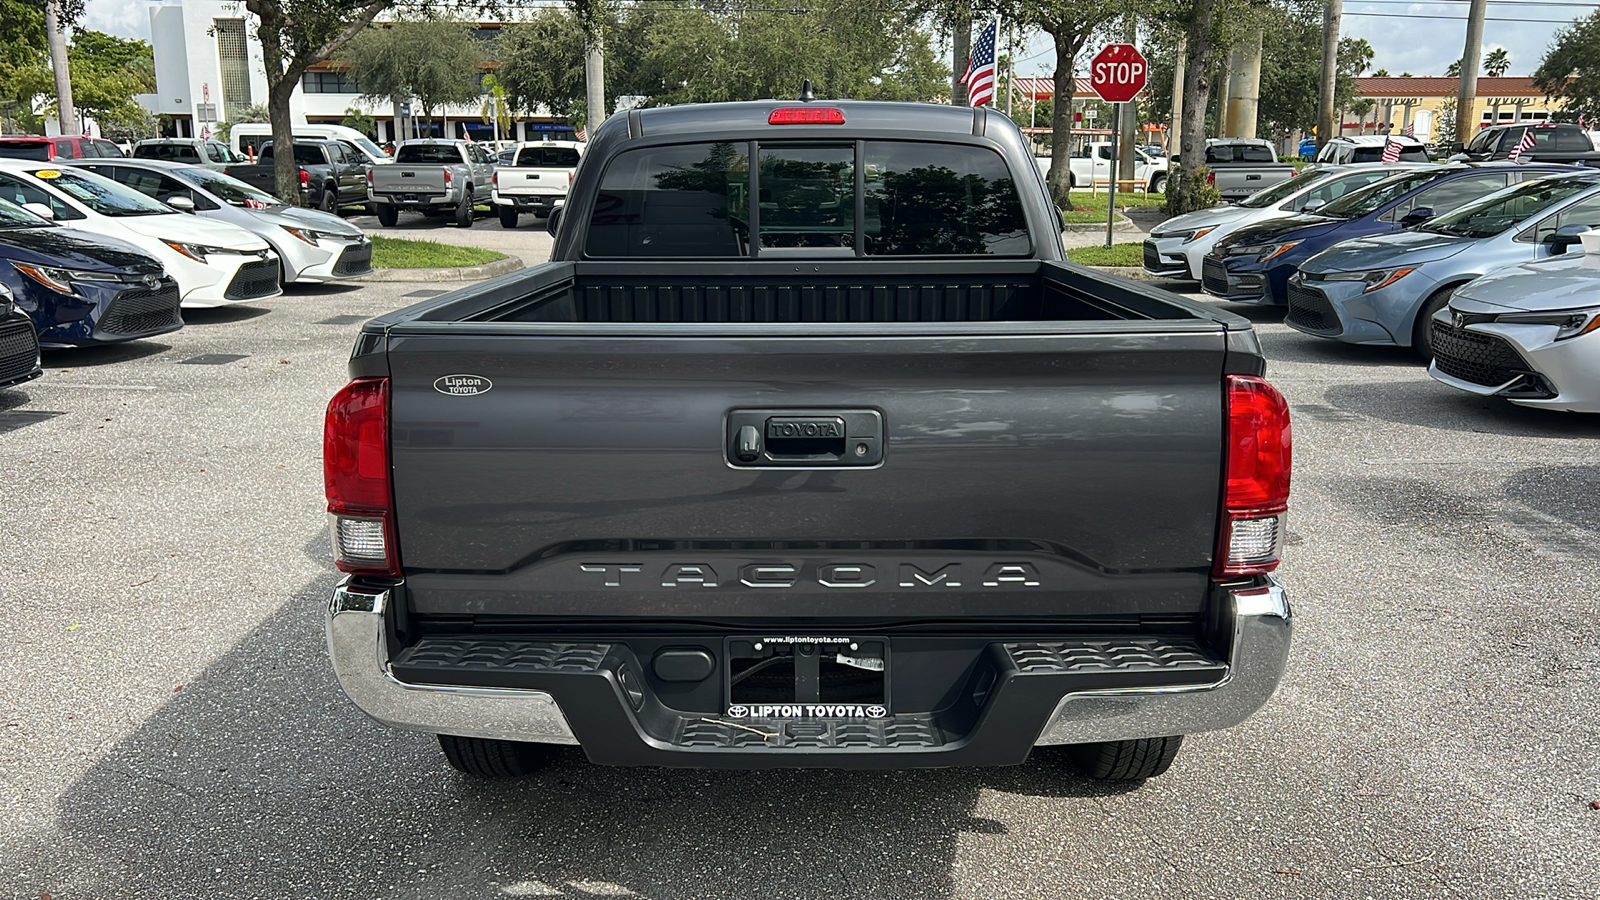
[214,18,253,119]
[302,71,360,94]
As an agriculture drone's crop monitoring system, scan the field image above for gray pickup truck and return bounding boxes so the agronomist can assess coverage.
[367,139,497,227]
[1202,139,1299,201]
[323,100,1294,780]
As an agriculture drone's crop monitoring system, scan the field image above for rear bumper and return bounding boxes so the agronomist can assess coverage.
[492,190,564,210]
[327,577,1291,766]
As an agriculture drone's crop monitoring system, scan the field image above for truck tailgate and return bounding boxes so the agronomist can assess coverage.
[385,322,1228,621]
[373,168,447,193]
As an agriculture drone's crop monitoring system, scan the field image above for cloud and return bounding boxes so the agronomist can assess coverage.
[81,0,152,41]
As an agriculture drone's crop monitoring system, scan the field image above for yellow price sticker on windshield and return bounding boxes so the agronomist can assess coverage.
[35,169,61,179]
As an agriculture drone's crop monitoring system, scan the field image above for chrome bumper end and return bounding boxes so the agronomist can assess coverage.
[1033,577,1292,745]
[325,578,579,744]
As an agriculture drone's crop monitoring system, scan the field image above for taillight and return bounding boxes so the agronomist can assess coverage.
[365,168,373,185]
[1216,375,1291,576]
[299,169,309,187]
[492,171,498,187]
[1206,171,1216,186]
[443,169,453,186]
[769,107,846,125]
[324,377,398,576]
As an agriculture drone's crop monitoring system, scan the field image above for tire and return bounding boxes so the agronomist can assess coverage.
[1413,285,1457,361]
[375,203,398,227]
[1068,173,1078,189]
[498,206,519,229]
[318,188,337,213]
[455,191,473,228]
[437,734,554,778]
[1068,736,1184,781]
[1150,174,1168,194]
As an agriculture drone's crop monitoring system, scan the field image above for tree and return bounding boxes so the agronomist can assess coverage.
[1484,47,1509,78]
[338,20,486,138]
[479,73,512,143]
[1004,0,1128,206]
[494,8,588,120]
[1446,58,1461,78]
[66,31,155,130]
[244,0,427,203]
[1534,12,1600,123]
[341,106,376,138]
[0,0,51,133]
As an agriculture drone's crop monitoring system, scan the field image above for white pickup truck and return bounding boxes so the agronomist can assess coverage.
[1036,142,1170,193]
[492,141,584,228]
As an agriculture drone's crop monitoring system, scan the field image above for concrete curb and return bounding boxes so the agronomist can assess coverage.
[1061,213,1137,234]
[358,255,525,283]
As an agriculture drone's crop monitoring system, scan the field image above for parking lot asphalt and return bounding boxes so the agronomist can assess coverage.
[2,231,1598,899]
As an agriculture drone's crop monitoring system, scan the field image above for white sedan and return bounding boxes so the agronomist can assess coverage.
[1429,234,1600,413]
[0,160,280,308]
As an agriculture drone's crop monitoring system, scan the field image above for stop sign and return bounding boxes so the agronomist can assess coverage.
[1090,44,1147,104]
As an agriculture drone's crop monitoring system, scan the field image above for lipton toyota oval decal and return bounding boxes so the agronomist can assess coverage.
[433,374,492,396]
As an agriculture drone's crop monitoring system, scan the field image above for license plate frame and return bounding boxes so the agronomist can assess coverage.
[723,634,890,720]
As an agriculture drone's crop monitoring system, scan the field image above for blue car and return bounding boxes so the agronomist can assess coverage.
[0,198,182,347]
[1298,138,1317,160]
[1199,163,1576,306]
[0,283,42,388]
[1288,171,1600,358]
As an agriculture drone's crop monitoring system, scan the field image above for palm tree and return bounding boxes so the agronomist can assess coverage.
[1446,59,1461,78]
[479,74,513,144]
[1484,48,1511,78]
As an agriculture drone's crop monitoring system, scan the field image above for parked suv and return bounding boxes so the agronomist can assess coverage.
[1314,135,1430,165]
[0,135,124,161]
[132,138,245,168]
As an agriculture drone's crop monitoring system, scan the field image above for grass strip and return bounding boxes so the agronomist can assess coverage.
[1065,242,1144,267]
[370,236,508,269]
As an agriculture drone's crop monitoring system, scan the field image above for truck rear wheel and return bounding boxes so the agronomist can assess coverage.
[437,734,555,778]
[1068,735,1184,781]
[1150,174,1168,194]
[498,206,518,228]
[455,191,474,228]
[376,204,398,227]
[319,188,337,213]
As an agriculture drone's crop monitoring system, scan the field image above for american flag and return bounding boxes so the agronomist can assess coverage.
[1507,128,1537,162]
[200,126,211,140]
[575,127,587,142]
[961,20,999,107]
[1401,122,1415,138]
[1380,135,1403,164]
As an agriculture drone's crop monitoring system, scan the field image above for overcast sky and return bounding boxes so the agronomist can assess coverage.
[86,0,1587,82]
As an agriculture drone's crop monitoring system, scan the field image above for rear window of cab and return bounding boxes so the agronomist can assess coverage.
[584,140,1031,258]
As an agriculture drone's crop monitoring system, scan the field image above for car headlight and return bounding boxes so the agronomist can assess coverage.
[1322,267,1416,293]
[1497,307,1600,340]
[1226,240,1301,262]
[282,227,350,247]
[1155,226,1214,243]
[12,262,127,294]
[162,241,230,262]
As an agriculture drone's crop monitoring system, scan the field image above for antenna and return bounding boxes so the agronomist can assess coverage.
[799,79,816,102]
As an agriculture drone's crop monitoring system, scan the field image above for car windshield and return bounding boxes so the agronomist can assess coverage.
[176,166,283,208]
[347,135,386,161]
[29,168,173,216]
[1237,169,1338,208]
[0,196,50,228]
[1316,170,1442,219]
[1423,177,1596,239]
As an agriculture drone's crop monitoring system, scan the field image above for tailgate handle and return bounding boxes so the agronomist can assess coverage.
[727,410,883,468]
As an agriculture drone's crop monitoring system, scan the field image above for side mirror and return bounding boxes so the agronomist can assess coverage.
[1399,207,1435,228]
[164,195,196,213]
[1547,223,1589,254]
[546,206,562,237]
[21,202,53,220]
[1447,142,1465,155]
[1302,198,1326,212]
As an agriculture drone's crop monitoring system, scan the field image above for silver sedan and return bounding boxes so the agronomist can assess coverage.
[73,158,373,284]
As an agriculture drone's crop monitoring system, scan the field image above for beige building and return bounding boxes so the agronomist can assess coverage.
[1347,76,1562,142]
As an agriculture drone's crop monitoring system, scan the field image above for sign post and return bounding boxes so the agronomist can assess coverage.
[1089,43,1149,248]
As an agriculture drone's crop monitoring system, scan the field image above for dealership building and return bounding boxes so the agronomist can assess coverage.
[140,0,573,143]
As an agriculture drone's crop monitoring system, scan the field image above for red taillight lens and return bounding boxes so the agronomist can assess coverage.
[365,168,373,185]
[324,377,398,576]
[769,107,846,125]
[299,169,309,187]
[1206,171,1216,186]
[443,169,453,185]
[1216,375,1292,576]
[492,171,498,187]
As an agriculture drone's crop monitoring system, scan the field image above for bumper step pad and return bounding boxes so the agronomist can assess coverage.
[394,638,609,674]
[1005,638,1222,676]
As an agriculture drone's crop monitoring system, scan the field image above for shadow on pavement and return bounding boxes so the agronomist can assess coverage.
[41,340,171,368]
[182,305,273,325]
[1258,330,1416,367]
[1323,380,1600,437]
[17,571,1138,899]
[282,281,365,297]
